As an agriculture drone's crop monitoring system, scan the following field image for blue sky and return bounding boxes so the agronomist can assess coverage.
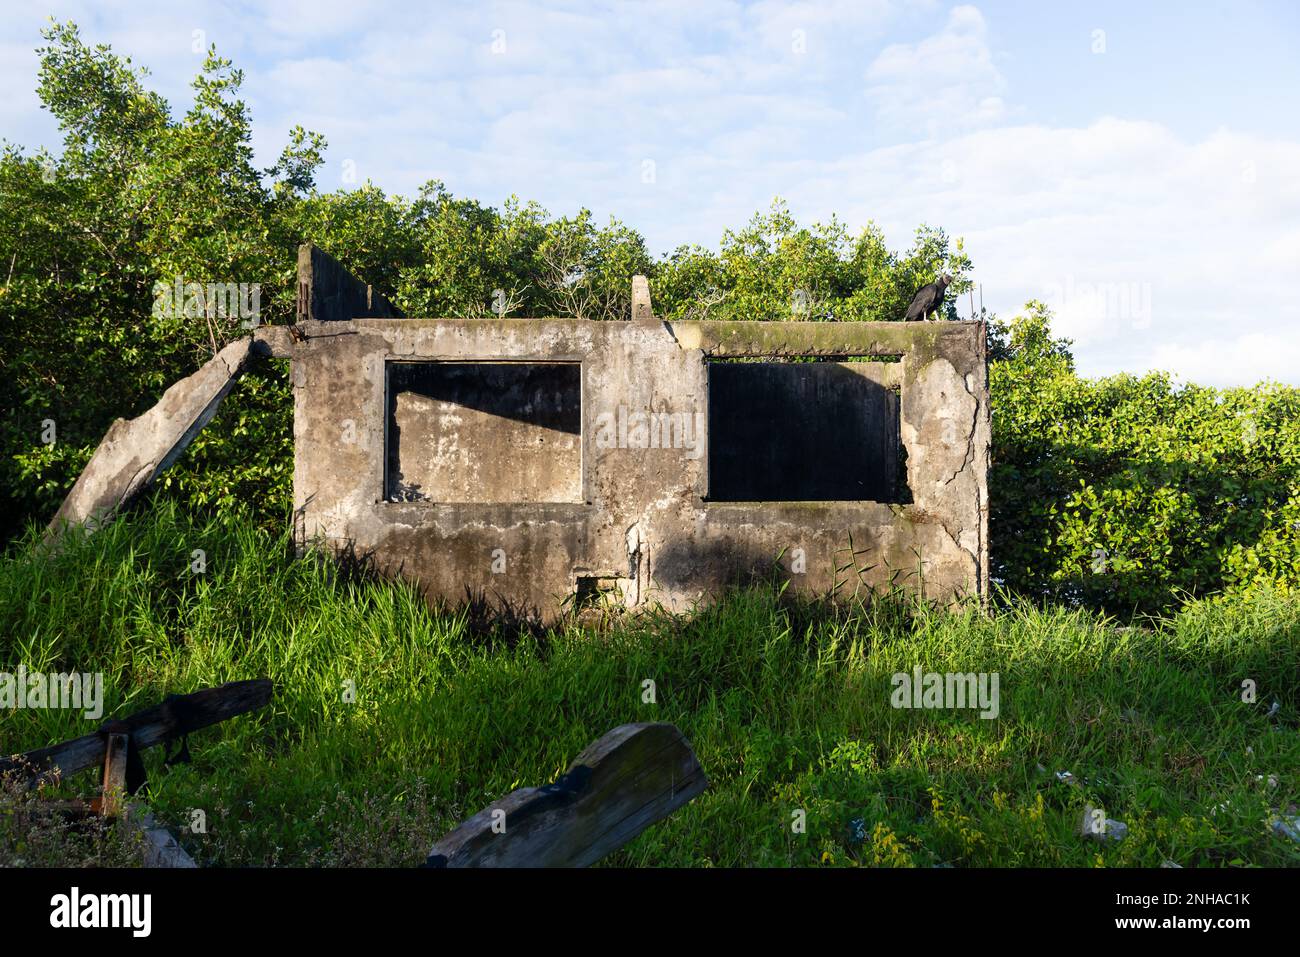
[3,1,1298,386]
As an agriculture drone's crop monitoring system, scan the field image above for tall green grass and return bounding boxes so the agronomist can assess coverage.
[2,502,1298,866]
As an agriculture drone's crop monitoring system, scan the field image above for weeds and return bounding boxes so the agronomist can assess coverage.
[1,502,1297,867]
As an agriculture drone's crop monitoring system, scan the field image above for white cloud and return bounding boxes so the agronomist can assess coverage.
[865,4,1008,133]
[1147,333,1300,389]
[4,2,1298,387]
[761,116,1300,384]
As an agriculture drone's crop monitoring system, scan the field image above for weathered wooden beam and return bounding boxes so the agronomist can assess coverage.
[0,679,273,786]
[296,243,403,323]
[47,337,257,537]
[426,722,706,868]
[99,732,129,817]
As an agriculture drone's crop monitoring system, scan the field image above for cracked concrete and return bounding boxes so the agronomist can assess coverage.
[290,314,989,619]
[46,246,988,619]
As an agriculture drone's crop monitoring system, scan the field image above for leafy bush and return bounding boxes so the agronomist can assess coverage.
[990,304,1300,614]
[4,22,1298,616]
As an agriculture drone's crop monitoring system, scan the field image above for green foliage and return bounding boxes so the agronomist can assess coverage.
[0,22,310,538]
[1,505,1297,866]
[654,200,972,322]
[4,21,1298,619]
[1,24,971,544]
[991,303,1300,614]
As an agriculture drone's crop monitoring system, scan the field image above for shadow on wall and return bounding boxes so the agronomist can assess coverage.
[386,361,582,504]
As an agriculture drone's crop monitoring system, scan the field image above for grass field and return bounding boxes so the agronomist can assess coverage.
[2,502,1298,867]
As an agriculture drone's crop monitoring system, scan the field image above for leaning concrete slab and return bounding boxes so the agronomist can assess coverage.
[48,245,387,538]
[47,337,256,536]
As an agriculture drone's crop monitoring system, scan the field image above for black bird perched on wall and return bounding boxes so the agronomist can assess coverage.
[903,274,953,321]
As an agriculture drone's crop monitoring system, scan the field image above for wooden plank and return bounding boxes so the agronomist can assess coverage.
[99,732,129,817]
[0,679,273,785]
[426,722,707,868]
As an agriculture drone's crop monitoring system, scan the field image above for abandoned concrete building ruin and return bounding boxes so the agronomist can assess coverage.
[52,245,991,621]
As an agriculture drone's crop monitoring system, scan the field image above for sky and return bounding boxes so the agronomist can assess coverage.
[2,0,1298,387]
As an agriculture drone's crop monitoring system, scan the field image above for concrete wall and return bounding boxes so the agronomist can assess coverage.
[290,316,989,619]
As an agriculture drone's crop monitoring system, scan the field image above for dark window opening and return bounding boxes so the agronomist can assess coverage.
[706,359,904,502]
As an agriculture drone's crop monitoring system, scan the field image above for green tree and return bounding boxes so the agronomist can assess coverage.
[989,304,1300,614]
[9,21,1295,619]
[654,199,973,322]
[1,22,322,537]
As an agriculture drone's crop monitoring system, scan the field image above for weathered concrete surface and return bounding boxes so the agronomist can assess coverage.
[289,316,990,619]
[251,322,297,359]
[296,243,403,323]
[126,803,198,868]
[387,361,581,503]
[631,274,654,321]
[48,337,256,536]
